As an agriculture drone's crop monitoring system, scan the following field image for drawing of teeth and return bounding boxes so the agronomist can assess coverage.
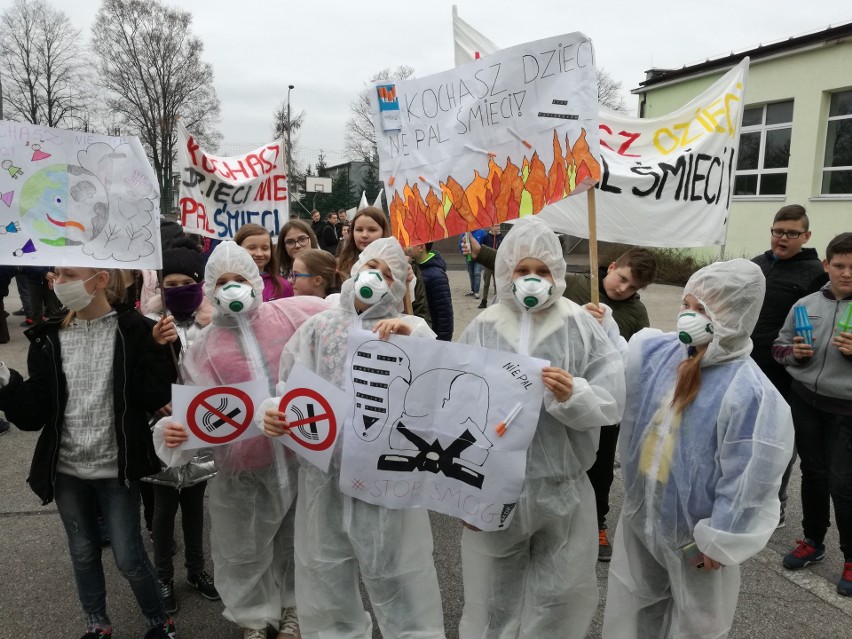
[350,340,410,441]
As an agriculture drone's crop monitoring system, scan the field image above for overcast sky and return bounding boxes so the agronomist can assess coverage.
[63,0,851,168]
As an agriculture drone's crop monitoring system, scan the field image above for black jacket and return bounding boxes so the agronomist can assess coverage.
[751,248,827,349]
[0,308,178,504]
[417,251,454,341]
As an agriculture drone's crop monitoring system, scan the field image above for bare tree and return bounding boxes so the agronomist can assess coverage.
[0,0,91,126]
[597,68,627,112]
[344,65,414,161]
[92,0,221,214]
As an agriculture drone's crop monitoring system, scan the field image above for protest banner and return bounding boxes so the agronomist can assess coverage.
[371,32,601,247]
[0,121,161,268]
[176,123,287,240]
[339,329,548,531]
[453,10,748,247]
[171,378,269,450]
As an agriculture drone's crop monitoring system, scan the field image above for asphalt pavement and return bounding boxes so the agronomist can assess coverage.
[1,258,851,638]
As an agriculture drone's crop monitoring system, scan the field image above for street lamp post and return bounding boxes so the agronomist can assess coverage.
[287,84,294,218]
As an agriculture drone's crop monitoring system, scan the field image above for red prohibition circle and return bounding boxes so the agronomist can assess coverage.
[278,387,337,451]
[186,386,255,445]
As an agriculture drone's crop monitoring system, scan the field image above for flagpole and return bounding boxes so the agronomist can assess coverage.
[588,188,599,306]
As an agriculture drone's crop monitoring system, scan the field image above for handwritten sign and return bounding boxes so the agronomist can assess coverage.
[176,123,287,240]
[453,19,749,248]
[0,121,160,268]
[339,330,548,531]
[534,60,748,247]
[371,32,600,247]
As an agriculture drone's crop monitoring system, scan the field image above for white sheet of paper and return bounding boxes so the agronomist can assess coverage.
[171,378,269,450]
[339,329,548,531]
[0,121,161,268]
[274,363,351,473]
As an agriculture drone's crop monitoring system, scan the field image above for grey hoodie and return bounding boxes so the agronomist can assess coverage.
[773,283,852,407]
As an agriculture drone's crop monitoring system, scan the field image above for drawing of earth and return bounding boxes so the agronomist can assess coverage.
[19,164,108,247]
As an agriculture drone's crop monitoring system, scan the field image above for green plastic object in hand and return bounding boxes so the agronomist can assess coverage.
[838,303,852,335]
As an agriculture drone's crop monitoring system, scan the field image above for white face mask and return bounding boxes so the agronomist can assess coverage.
[354,269,390,305]
[214,281,256,315]
[677,310,714,346]
[54,273,101,312]
[512,276,553,310]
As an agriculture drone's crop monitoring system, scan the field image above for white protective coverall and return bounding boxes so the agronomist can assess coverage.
[602,259,795,639]
[154,241,327,630]
[456,217,626,639]
[275,237,446,639]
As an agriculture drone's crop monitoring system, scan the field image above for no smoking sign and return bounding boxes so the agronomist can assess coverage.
[186,386,255,445]
[279,388,337,452]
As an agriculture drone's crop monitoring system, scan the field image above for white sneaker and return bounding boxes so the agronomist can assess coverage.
[277,606,301,639]
[243,628,266,639]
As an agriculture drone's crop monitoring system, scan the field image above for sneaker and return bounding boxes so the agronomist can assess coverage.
[278,606,301,639]
[243,629,266,639]
[776,510,786,530]
[144,619,176,639]
[838,562,852,596]
[187,570,219,600]
[21,317,33,327]
[80,628,111,639]
[783,538,825,570]
[12,308,27,316]
[473,293,480,299]
[477,299,488,309]
[465,291,476,297]
[160,579,177,614]
[0,420,10,435]
[598,528,612,562]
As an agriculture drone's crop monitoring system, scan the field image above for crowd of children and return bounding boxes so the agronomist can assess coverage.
[0,205,849,639]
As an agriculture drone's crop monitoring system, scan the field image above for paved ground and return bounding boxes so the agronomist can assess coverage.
[1,257,851,638]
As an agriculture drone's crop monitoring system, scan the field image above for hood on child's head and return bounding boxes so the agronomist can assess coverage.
[347,236,408,305]
[684,258,765,365]
[495,217,567,312]
[203,241,264,313]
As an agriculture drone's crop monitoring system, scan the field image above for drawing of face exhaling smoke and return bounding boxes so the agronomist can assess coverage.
[377,369,493,489]
[350,340,411,441]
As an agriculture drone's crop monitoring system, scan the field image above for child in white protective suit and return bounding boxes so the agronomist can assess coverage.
[261,236,446,639]
[457,217,626,639]
[153,241,327,639]
[602,259,795,639]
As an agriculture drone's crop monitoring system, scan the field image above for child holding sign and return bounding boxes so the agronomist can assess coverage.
[154,241,326,639]
[0,267,179,639]
[456,218,625,639]
[263,237,446,639]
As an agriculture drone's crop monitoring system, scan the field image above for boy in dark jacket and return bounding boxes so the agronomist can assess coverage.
[407,242,454,341]
[751,205,827,527]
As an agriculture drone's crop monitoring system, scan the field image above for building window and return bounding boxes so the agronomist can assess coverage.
[734,100,793,196]
[822,90,852,195]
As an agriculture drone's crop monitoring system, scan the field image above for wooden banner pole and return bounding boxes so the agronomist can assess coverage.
[587,188,599,306]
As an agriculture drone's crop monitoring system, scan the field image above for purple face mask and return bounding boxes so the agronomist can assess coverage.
[162,282,203,321]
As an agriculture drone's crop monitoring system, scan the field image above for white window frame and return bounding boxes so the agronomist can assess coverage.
[733,100,793,198]
[821,89,852,195]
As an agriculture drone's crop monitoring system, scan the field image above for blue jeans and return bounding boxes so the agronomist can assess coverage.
[54,473,167,630]
[466,261,482,294]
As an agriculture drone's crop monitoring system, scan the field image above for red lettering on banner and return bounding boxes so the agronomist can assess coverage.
[186,136,201,166]
[180,197,215,234]
[244,154,265,178]
[599,124,641,157]
[255,174,288,202]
